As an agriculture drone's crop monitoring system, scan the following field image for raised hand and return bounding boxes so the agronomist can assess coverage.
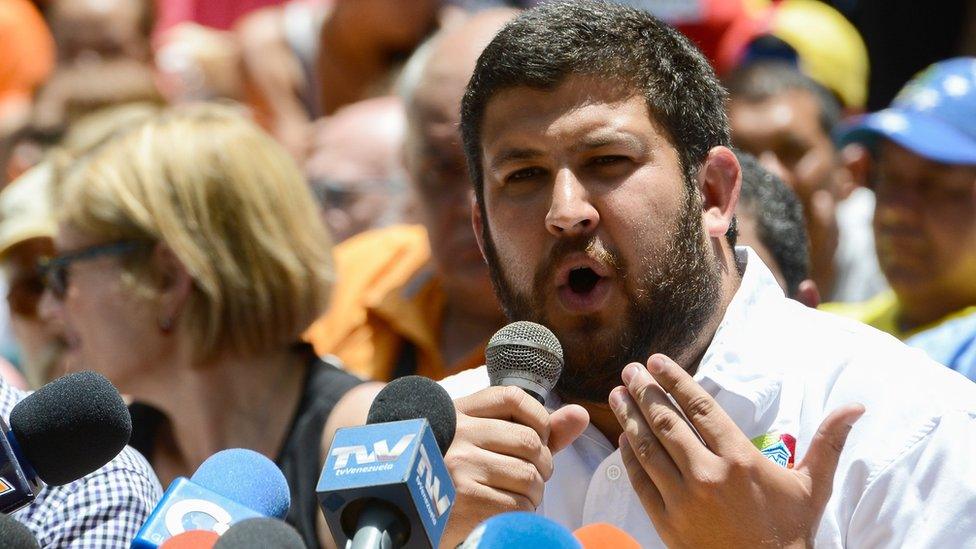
[611,354,864,548]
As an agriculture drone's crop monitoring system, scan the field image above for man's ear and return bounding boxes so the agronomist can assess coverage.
[839,143,873,197]
[471,192,487,260]
[794,279,821,308]
[699,146,741,239]
[151,243,193,332]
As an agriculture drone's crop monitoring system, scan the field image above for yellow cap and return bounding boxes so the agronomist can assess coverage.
[771,0,869,109]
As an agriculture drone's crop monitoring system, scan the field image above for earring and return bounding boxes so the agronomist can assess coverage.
[158,317,174,333]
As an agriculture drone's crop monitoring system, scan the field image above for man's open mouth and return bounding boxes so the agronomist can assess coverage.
[555,256,613,313]
[568,266,602,295]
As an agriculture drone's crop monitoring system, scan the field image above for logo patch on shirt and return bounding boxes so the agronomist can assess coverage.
[751,432,796,469]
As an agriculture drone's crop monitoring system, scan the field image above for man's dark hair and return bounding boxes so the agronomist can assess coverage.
[726,61,842,135]
[460,0,731,207]
[735,150,809,296]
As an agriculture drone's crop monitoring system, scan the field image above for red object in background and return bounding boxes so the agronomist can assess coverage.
[155,0,287,34]
[158,530,220,549]
[0,0,55,103]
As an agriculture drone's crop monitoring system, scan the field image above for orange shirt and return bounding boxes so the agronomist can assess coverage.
[304,225,485,382]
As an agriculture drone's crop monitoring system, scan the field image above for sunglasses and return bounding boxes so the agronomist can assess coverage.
[38,240,148,300]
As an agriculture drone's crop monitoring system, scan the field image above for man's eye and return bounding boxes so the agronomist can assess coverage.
[506,167,546,182]
[591,155,627,166]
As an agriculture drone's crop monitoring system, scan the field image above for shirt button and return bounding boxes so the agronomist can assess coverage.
[606,465,622,481]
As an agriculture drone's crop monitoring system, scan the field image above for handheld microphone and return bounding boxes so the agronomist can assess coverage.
[458,512,580,548]
[573,523,641,548]
[0,512,40,548]
[485,321,563,404]
[213,518,306,549]
[0,371,131,514]
[158,530,219,549]
[132,448,291,548]
[317,375,457,549]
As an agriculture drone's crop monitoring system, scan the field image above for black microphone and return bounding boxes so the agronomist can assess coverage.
[0,371,131,513]
[318,375,457,549]
[0,512,41,548]
[213,517,306,549]
[485,321,564,404]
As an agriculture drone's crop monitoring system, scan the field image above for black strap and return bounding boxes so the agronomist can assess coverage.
[391,339,418,379]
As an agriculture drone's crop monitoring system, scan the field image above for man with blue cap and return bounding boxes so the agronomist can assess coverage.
[827,57,976,380]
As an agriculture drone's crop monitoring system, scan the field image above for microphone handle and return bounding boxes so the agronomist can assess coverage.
[496,377,546,405]
[350,505,402,549]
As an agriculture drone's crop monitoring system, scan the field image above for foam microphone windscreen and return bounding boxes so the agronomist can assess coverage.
[213,518,305,549]
[459,512,580,548]
[365,375,457,454]
[189,449,291,520]
[573,523,641,549]
[158,530,219,549]
[9,371,131,485]
[0,512,40,548]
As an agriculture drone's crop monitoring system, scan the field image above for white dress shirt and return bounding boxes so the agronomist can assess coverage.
[440,247,976,548]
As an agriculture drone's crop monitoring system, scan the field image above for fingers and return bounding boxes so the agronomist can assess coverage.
[448,445,547,507]
[618,362,712,472]
[547,404,589,454]
[618,433,665,517]
[610,385,683,495]
[455,386,552,443]
[796,403,865,505]
[456,415,554,479]
[645,354,748,456]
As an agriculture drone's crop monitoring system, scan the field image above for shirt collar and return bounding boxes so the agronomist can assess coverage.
[693,246,787,428]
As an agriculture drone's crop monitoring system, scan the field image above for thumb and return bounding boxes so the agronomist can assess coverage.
[547,404,590,454]
[796,403,865,504]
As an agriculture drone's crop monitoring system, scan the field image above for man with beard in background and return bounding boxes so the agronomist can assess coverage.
[437,3,976,547]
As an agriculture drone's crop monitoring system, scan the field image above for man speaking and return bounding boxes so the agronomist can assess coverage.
[438,2,976,547]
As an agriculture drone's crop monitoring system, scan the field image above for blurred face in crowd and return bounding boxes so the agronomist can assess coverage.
[402,13,515,314]
[873,139,976,311]
[2,238,65,385]
[39,226,161,387]
[48,0,151,63]
[474,75,724,401]
[730,89,838,200]
[306,97,408,243]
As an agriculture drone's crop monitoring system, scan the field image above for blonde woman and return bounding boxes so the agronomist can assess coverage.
[39,103,379,547]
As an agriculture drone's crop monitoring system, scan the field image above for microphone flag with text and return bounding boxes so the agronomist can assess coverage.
[317,375,457,549]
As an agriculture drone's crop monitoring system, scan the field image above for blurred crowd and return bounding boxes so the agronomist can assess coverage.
[1,0,975,547]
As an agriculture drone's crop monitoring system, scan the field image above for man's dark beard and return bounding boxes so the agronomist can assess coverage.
[480,185,721,403]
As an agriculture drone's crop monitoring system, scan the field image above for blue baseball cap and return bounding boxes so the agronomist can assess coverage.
[838,57,976,165]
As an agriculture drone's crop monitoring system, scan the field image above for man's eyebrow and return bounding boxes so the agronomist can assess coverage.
[487,147,544,173]
[571,132,647,154]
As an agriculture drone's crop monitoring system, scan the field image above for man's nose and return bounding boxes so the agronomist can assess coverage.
[545,169,599,237]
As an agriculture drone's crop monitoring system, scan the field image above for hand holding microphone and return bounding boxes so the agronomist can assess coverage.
[441,322,588,547]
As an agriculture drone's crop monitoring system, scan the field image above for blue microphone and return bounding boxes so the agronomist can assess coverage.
[132,448,290,548]
[317,376,457,549]
[459,512,581,548]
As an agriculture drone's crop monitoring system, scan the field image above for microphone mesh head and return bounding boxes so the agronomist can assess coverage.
[485,321,563,393]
